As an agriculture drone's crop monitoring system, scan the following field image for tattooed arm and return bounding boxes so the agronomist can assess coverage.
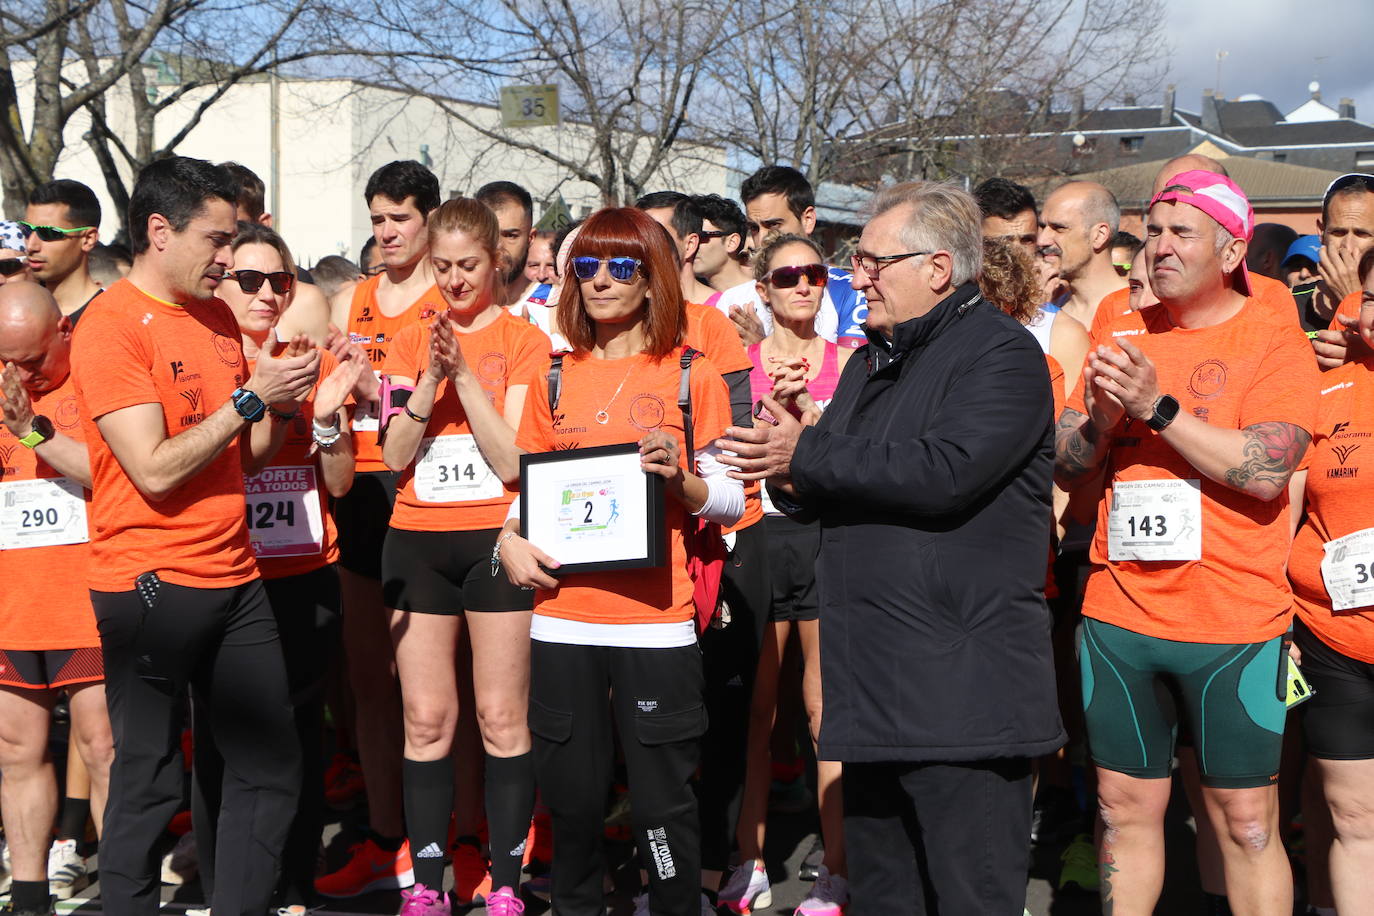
[1054,408,1112,488]
[1152,416,1310,502]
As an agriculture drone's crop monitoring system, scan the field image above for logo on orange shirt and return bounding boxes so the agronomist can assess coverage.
[0,445,14,477]
[54,396,79,430]
[1187,359,1228,400]
[213,334,242,367]
[178,387,205,426]
[629,393,666,431]
[477,353,507,384]
[1333,444,1361,465]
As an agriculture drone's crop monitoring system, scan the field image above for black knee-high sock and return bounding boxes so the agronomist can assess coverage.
[403,756,454,891]
[485,751,536,891]
[58,797,90,843]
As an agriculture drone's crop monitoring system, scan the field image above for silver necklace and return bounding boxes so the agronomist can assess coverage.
[595,365,635,424]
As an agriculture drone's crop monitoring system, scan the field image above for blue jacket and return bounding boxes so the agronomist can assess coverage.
[787,282,1066,762]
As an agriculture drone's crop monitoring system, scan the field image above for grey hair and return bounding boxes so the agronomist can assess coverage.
[868,181,982,287]
[1214,223,1237,256]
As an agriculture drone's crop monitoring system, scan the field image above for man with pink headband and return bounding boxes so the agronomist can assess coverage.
[1053,170,1320,916]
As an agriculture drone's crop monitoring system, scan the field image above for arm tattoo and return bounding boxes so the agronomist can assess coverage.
[1223,421,1310,500]
[1054,408,1107,484]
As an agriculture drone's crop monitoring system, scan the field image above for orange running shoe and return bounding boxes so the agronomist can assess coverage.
[449,841,492,905]
[323,753,366,808]
[315,837,414,898]
[523,813,553,868]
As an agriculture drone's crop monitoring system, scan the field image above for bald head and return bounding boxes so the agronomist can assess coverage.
[1038,181,1121,279]
[0,281,71,393]
[1153,154,1229,197]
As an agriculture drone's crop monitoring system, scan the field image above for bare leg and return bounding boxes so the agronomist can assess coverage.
[1317,757,1374,915]
[734,620,789,861]
[1200,783,1293,916]
[66,683,113,837]
[798,619,843,877]
[1094,768,1172,915]
[0,686,57,881]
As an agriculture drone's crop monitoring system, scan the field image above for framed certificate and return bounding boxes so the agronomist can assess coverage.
[520,443,666,574]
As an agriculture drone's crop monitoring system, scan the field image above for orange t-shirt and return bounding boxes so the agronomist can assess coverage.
[383,311,550,532]
[346,274,448,472]
[515,347,732,626]
[72,279,257,591]
[1290,357,1374,661]
[1089,274,1300,340]
[0,371,99,649]
[685,302,761,533]
[246,352,341,580]
[1068,299,1320,642]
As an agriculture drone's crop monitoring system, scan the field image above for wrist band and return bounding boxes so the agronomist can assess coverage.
[404,405,430,423]
[490,531,517,577]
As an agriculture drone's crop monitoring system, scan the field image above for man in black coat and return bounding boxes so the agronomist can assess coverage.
[720,181,1064,914]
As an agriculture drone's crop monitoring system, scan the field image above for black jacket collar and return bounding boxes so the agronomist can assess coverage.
[864,282,984,371]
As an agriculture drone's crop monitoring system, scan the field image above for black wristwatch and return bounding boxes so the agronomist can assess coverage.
[1145,394,1180,432]
[18,414,54,449]
[231,387,267,423]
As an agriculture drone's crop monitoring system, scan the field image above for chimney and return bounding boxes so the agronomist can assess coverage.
[1201,89,1223,134]
[1124,93,1137,107]
[1160,84,1175,126]
[1069,89,1085,127]
[1340,97,1356,119]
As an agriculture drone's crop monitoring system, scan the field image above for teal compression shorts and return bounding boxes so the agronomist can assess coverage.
[1079,617,1286,789]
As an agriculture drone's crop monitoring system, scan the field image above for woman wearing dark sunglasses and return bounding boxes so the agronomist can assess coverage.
[0,221,33,285]
[720,233,848,916]
[378,198,550,916]
[496,207,743,916]
[192,221,366,908]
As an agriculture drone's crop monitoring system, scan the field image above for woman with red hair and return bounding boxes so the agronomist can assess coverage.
[495,207,743,916]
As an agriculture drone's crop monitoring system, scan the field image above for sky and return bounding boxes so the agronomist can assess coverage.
[1157,0,1371,117]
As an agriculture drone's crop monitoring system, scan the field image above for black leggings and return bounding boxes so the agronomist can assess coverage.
[529,639,706,916]
[194,565,343,905]
[92,577,301,916]
[697,521,770,873]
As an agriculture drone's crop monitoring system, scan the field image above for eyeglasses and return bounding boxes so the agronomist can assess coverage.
[226,270,295,295]
[364,263,386,277]
[18,221,95,242]
[1113,262,1132,276]
[571,256,642,282]
[851,251,932,279]
[698,230,729,241]
[764,263,829,289]
[0,258,25,277]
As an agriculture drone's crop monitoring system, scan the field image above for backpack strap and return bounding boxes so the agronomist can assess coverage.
[546,351,568,413]
[679,347,700,471]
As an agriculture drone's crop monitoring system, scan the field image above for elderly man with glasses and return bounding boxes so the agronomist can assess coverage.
[719,180,1064,914]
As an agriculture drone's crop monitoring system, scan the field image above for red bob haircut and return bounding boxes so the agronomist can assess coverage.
[556,207,686,358]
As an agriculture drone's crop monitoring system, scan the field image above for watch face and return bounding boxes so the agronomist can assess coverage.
[31,415,54,440]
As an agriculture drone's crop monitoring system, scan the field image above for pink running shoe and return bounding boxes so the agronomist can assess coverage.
[485,886,525,915]
[794,865,848,916]
[717,859,772,914]
[398,883,449,916]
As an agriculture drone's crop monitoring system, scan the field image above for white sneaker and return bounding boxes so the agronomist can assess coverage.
[47,838,89,900]
[160,832,198,885]
[701,892,719,915]
[717,859,771,914]
[794,865,848,915]
[0,835,11,894]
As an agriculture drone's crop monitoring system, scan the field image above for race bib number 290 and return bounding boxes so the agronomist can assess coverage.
[0,477,89,549]
[1107,478,1202,562]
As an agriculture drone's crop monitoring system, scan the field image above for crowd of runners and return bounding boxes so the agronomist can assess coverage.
[0,148,1372,916]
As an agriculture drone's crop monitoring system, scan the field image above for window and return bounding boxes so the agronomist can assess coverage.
[1273,153,1287,163]
[1357,151,1374,167]
[1120,136,1144,153]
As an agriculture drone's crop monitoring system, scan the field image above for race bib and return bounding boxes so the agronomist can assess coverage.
[1107,478,1202,562]
[414,435,503,502]
[1320,527,1374,612]
[351,371,383,433]
[244,465,325,558]
[0,477,88,549]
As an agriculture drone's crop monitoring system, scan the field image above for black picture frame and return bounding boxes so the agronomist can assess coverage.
[519,442,667,575]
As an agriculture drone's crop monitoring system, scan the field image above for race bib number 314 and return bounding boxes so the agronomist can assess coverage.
[1107,478,1202,563]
